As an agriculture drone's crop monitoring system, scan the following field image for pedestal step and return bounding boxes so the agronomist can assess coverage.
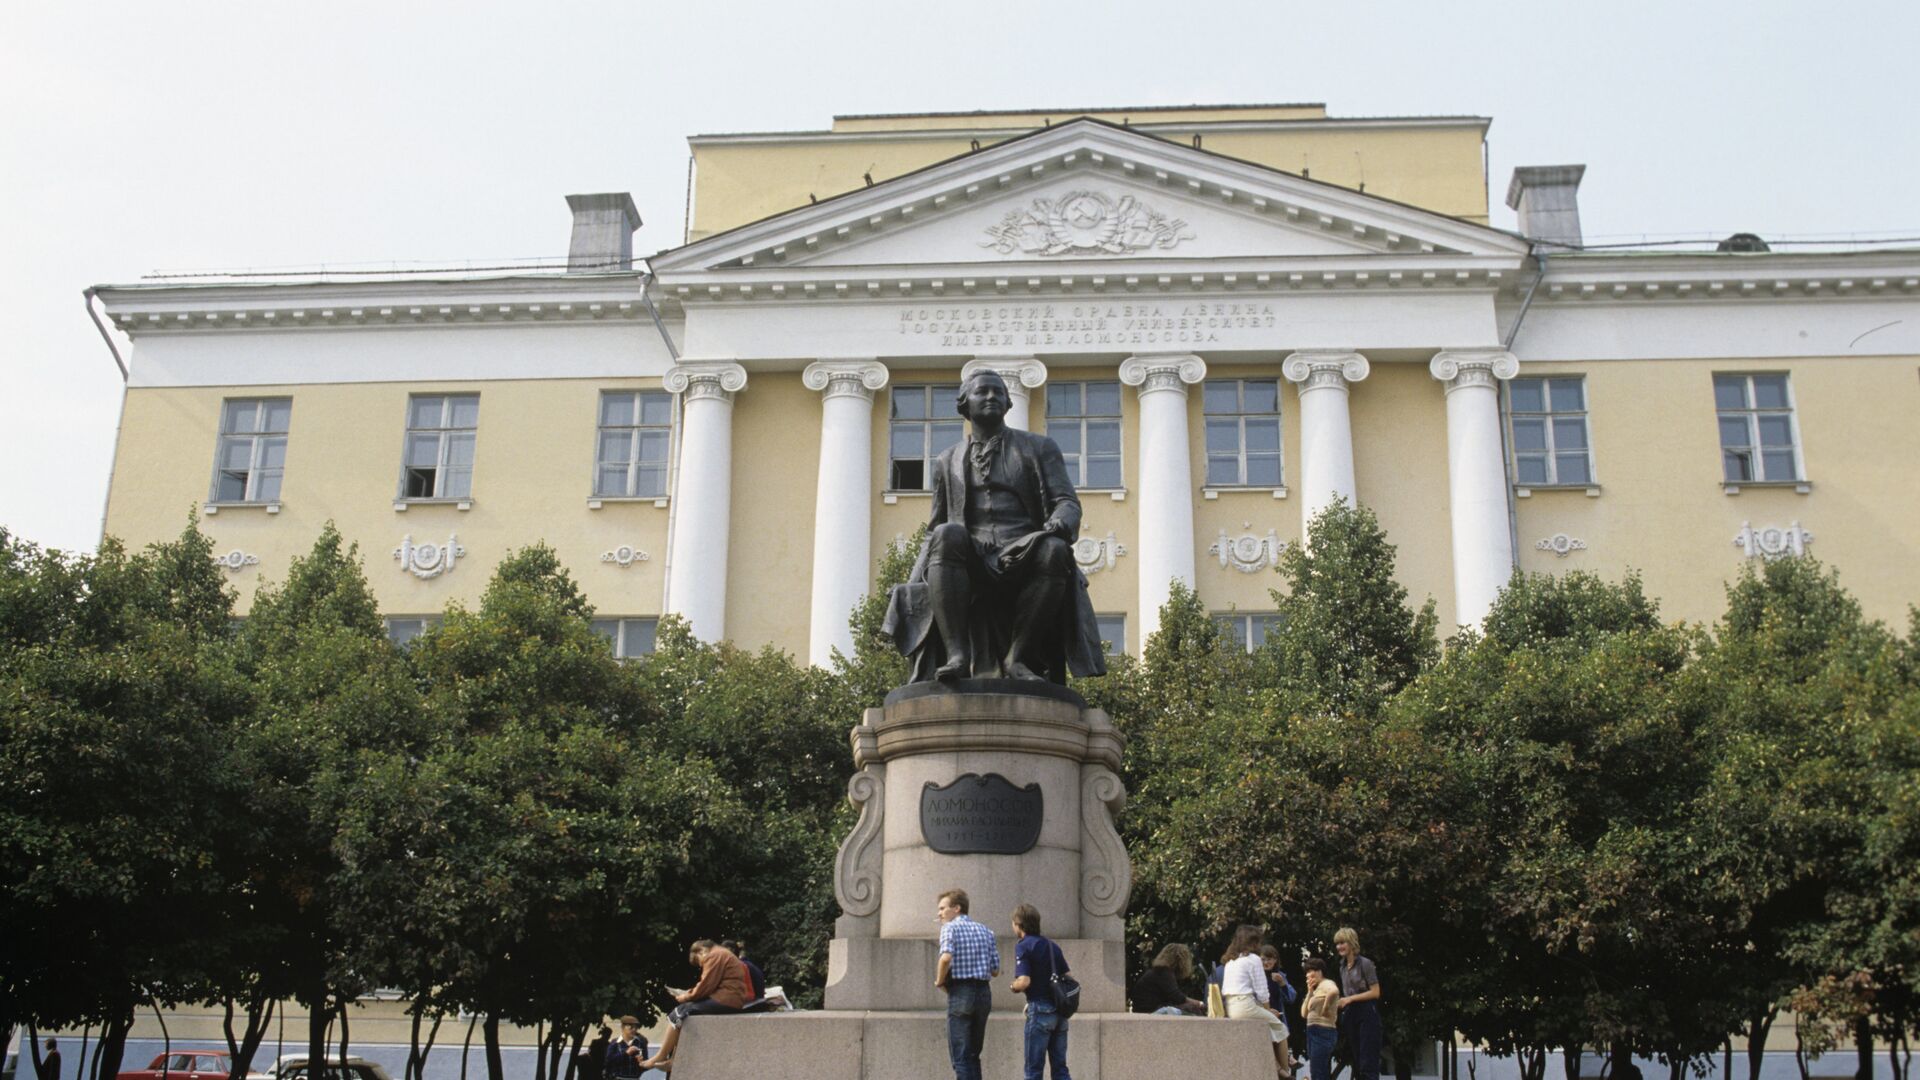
[826,936,1126,1013]
[672,1010,1275,1080]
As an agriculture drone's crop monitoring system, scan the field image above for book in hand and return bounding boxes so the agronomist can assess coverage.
[666,986,690,998]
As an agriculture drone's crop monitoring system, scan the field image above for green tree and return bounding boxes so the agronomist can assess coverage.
[229,524,427,1077]
[0,523,244,1077]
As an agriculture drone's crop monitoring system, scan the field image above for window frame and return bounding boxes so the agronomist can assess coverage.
[1201,378,1284,489]
[887,383,964,493]
[1045,380,1125,491]
[1714,372,1804,485]
[593,389,675,499]
[1093,613,1126,659]
[383,615,442,649]
[1213,611,1284,653]
[397,393,480,501]
[1506,376,1595,488]
[208,397,292,505]
[592,616,659,659]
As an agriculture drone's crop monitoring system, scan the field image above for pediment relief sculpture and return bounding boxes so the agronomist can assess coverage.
[981,190,1193,256]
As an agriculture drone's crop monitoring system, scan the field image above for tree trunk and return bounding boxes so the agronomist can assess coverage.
[406,1008,424,1080]
[76,1024,91,1080]
[532,1024,545,1080]
[1565,1046,1585,1080]
[418,1012,442,1080]
[561,1027,583,1080]
[97,1009,134,1080]
[1858,1020,1875,1080]
[336,1003,350,1067]
[481,1014,503,1080]
[234,998,275,1080]
[458,1015,476,1080]
[306,990,330,1079]
[156,998,173,1078]
[1747,1006,1778,1080]
[1795,1025,1812,1080]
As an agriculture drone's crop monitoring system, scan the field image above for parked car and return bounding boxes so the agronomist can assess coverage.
[261,1056,392,1080]
[117,1052,263,1080]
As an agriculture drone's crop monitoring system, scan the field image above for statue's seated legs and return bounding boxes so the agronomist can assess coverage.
[925,523,1073,681]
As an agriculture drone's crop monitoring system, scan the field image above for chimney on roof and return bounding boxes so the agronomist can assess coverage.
[565,193,642,271]
[1505,165,1586,249]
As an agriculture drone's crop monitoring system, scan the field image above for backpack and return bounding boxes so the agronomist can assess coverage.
[1049,941,1081,1019]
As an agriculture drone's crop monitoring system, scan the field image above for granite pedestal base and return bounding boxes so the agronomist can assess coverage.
[825,683,1131,1013]
[670,1011,1275,1080]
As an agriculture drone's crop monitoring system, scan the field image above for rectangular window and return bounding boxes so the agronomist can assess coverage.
[211,397,291,503]
[384,616,441,648]
[1508,376,1593,486]
[1214,611,1284,653]
[400,394,479,499]
[1203,379,1283,487]
[1046,381,1124,489]
[1094,613,1126,658]
[595,390,673,497]
[1715,374,1800,483]
[592,617,659,659]
[889,384,963,490]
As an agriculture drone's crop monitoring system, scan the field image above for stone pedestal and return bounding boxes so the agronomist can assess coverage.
[826,681,1131,1014]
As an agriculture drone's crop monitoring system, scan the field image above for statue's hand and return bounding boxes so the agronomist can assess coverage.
[999,530,1049,567]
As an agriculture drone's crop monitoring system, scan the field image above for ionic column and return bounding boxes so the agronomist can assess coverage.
[663,360,748,642]
[1430,349,1520,627]
[1282,350,1370,534]
[802,359,889,667]
[1119,353,1207,647]
[960,356,1048,430]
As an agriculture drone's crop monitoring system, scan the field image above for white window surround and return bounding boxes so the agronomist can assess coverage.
[887,384,963,493]
[398,393,479,502]
[592,616,659,659]
[1214,611,1284,653]
[208,397,291,508]
[594,390,674,499]
[1046,380,1125,491]
[1507,376,1596,489]
[1202,378,1284,490]
[1715,373,1809,493]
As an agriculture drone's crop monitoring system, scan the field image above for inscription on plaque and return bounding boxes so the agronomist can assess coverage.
[920,773,1044,855]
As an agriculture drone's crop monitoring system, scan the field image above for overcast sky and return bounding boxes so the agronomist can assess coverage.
[4,0,1916,553]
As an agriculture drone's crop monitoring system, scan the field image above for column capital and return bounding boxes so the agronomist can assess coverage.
[1429,349,1519,393]
[665,360,748,402]
[1282,350,1370,392]
[1119,353,1207,396]
[803,359,889,402]
[961,355,1048,392]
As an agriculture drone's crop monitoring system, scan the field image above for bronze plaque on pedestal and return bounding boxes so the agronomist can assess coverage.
[920,773,1044,854]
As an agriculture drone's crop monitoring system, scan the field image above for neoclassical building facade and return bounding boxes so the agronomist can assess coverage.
[91,104,1920,663]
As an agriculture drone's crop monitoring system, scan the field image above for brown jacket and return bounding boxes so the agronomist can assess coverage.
[689,946,749,1009]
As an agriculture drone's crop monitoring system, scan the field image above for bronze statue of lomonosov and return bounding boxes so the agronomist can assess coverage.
[882,371,1108,684]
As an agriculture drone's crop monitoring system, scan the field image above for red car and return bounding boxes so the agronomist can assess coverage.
[117,1052,261,1080]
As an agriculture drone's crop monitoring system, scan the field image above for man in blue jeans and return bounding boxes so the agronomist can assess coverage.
[935,887,999,1080]
[1009,903,1070,1080]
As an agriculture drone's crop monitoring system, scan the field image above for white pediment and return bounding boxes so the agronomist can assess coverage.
[651,118,1526,277]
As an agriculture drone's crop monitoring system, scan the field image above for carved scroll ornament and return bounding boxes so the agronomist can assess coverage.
[833,766,886,919]
[983,191,1193,256]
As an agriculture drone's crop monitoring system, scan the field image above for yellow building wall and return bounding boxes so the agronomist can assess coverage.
[104,379,674,623]
[1513,355,1920,628]
[830,105,1329,133]
[724,372,821,656]
[688,118,1489,241]
[1350,361,1459,625]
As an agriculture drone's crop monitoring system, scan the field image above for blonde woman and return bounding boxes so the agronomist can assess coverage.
[1220,926,1292,1079]
[1129,943,1206,1015]
[1333,928,1382,1080]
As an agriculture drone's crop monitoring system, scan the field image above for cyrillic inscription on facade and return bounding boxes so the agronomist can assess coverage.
[919,773,1044,855]
[896,302,1278,350]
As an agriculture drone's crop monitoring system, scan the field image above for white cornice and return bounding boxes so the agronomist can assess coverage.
[95,274,655,336]
[653,119,1525,273]
[688,115,1491,146]
[1522,250,1920,305]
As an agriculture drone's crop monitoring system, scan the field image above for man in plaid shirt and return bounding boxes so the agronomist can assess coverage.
[935,887,999,1080]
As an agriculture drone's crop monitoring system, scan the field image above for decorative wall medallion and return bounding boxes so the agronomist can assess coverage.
[394,533,465,579]
[1535,534,1587,558]
[212,550,259,572]
[600,544,650,568]
[1734,520,1813,560]
[1210,526,1283,573]
[1073,531,1126,574]
[982,191,1193,256]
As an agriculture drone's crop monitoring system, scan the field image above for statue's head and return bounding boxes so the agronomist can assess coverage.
[955,369,1010,423]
